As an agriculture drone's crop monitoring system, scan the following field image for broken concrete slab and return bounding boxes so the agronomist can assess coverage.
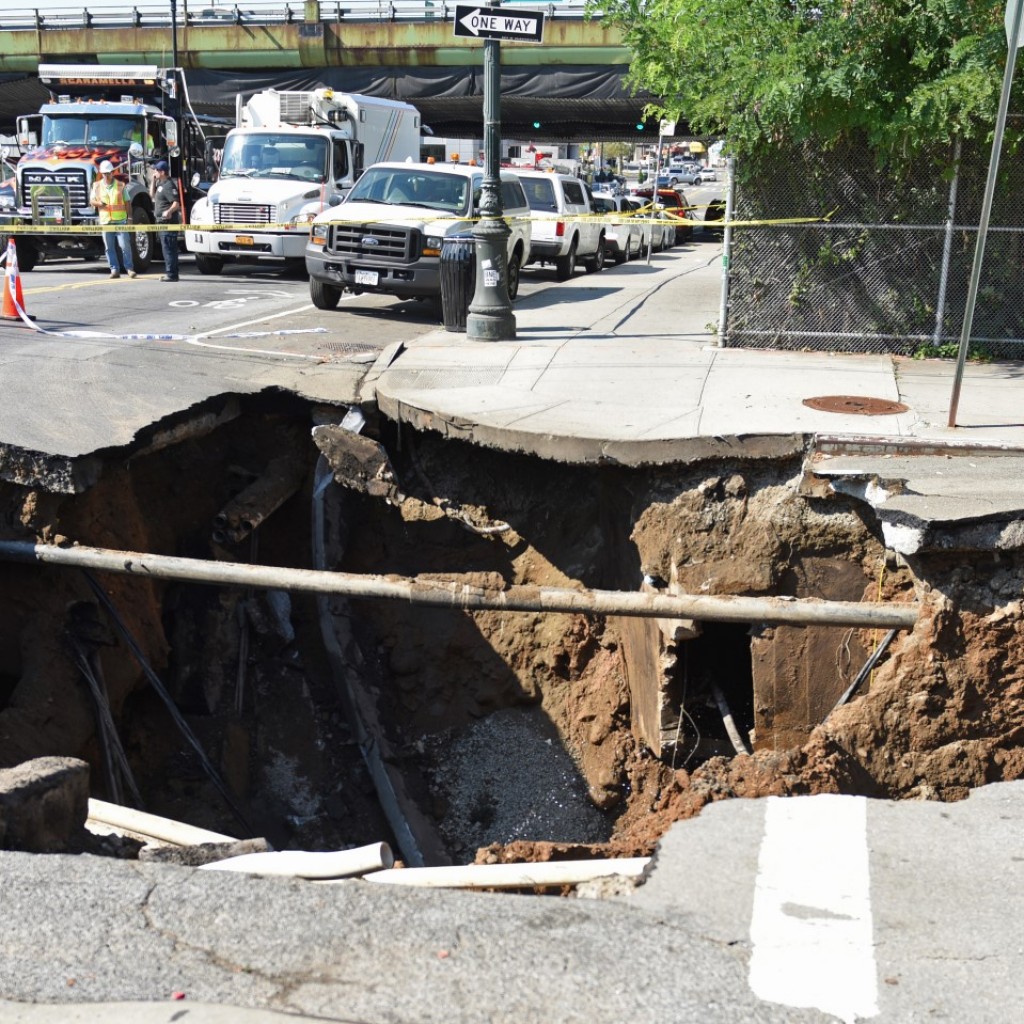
[0,756,89,852]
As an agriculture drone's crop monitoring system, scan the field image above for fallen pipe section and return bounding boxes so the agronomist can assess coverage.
[0,541,920,629]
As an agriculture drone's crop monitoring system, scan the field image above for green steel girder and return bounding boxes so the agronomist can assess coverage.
[0,20,629,73]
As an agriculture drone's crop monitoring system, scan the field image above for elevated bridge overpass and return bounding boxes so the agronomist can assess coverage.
[0,0,670,140]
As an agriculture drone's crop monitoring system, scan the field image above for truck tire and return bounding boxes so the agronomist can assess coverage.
[507,248,522,300]
[129,206,154,272]
[195,253,224,276]
[555,239,577,281]
[14,238,38,272]
[310,277,341,310]
[584,236,606,273]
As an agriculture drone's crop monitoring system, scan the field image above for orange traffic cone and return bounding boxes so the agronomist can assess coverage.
[2,237,31,322]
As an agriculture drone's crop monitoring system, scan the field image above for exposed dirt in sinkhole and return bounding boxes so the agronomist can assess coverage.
[1,403,1022,864]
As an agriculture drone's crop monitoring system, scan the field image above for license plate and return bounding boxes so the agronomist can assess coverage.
[354,269,379,286]
[235,235,254,245]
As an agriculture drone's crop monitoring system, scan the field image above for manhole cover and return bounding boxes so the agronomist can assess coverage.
[803,395,909,416]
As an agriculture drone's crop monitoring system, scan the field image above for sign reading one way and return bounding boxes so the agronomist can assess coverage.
[454,5,545,42]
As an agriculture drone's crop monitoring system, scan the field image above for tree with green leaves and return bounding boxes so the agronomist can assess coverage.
[594,0,1015,162]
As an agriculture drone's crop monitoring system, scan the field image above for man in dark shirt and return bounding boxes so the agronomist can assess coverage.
[150,160,180,281]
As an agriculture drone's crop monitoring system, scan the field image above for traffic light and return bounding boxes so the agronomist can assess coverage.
[532,120,542,130]
[635,122,645,131]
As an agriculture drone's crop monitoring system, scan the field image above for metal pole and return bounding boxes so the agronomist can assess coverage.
[717,153,735,347]
[948,0,1024,426]
[0,541,920,629]
[466,0,516,342]
[932,138,961,348]
[645,129,666,265]
[170,0,179,71]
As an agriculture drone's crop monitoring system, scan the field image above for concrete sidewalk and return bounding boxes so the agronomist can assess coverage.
[368,241,1024,465]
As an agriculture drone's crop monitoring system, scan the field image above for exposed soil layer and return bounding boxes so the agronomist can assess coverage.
[1,401,1022,862]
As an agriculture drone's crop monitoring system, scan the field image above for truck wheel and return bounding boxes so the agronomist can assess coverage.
[310,277,341,310]
[507,249,522,300]
[555,239,577,281]
[129,207,154,272]
[195,254,224,275]
[14,239,38,272]
[584,237,606,273]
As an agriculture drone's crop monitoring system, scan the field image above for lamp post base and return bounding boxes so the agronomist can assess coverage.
[466,217,516,342]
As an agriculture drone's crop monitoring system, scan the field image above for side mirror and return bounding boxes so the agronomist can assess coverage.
[328,194,343,206]
[169,145,181,158]
[191,172,200,187]
[128,142,144,158]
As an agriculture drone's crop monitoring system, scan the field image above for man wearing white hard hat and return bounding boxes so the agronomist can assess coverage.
[89,160,136,279]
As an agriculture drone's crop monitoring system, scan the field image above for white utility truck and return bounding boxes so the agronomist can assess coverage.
[186,87,421,274]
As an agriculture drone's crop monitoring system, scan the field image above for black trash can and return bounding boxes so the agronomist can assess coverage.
[439,234,476,332]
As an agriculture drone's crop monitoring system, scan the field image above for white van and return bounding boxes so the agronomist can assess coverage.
[517,170,605,280]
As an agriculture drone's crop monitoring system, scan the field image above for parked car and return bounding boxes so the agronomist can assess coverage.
[518,170,605,280]
[633,187,693,244]
[700,164,718,182]
[305,162,532,309]
[591,192,649,263]
[671,165,703,186]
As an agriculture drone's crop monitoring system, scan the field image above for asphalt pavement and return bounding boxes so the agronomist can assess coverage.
[1,782,1021,1023]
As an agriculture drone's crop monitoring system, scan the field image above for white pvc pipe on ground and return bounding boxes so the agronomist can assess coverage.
[361,857,651,889]
[87,798,237,846]
[199,843,395,879]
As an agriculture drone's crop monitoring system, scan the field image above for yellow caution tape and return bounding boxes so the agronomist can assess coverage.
[0,207,836,235]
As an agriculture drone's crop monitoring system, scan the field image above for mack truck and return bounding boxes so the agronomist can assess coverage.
[184,88,421,275]
[2,63,223,272]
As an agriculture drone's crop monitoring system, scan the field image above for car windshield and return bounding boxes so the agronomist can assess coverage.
[42,115,140,147]
[347,167,471,213]
[219,133,329,182]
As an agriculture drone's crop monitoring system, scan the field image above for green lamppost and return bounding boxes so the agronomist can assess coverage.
[466,0,516,342]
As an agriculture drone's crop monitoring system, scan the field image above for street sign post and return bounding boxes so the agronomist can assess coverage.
[454,5,545,42]
[455,1,544,342]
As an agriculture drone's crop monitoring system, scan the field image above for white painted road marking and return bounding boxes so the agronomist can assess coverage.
[749,794,878,1023]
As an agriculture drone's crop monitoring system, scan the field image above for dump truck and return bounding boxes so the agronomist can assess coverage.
[185,88,422,275]
[1,63,223,272]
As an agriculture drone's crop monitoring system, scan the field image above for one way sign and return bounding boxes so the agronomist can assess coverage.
[454,5,545,42]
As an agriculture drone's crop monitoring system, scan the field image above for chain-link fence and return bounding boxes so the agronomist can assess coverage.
[723,139,1024,357]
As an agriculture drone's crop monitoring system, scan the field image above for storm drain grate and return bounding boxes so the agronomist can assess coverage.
[320,342,380,356]
[803,395,909,416]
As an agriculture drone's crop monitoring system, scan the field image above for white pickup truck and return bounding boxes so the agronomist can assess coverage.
[305,161,533,310]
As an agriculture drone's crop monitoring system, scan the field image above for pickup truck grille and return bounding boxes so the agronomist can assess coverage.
[215,202,273,224]
[20,167,88,210]
[329,223,416,262]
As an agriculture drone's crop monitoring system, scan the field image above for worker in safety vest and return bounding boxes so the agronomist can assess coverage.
[90,160,136,279]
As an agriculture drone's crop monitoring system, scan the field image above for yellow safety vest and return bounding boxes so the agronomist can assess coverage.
[91,179,129,225]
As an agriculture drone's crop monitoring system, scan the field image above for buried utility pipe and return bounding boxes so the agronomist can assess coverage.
[711,683,752,757]
[0,541,920,630]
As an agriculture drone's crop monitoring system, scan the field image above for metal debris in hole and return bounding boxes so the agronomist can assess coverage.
[803,395,909,416]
